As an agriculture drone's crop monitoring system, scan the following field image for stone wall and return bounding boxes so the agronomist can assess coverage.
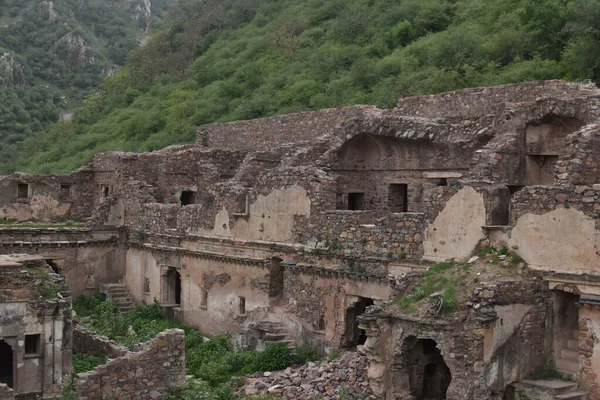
[75,328,186,400]
[395,80,600,119]
[359,279,549,400]
[304,210,426,261]
[73,325,128,359]
[197,106,368,151]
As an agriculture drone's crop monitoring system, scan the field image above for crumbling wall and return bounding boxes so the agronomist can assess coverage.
[304,211,426,261]
[395,80,600,119]
[0,170,94,222]
[0,228,125,297]
[359,280,549,400]
[73,325,128,359]
[76,329,185,400]
[283,266,393,349]
[197,106,368,151]
[579,305,600,399]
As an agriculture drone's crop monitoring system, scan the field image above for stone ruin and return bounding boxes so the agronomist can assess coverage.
[1,80,600,398]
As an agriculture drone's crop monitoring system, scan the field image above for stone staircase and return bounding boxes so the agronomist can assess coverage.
[261,320,295,349]
[100,282,135,313]
[514,380,587,400]
[556,330,580,376]
[243,319,296,350]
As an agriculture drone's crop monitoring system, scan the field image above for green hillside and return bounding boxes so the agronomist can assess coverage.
[12,0,600,173]
[0,0,171,173]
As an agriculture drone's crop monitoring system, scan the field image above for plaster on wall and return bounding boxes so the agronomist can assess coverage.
[423,187,486,261]
[511,207,600,272]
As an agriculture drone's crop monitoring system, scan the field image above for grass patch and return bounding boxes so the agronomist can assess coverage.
[393,259,467,315]
[527,364,571,381]
[27,266,57,299]
[72,353,106,374]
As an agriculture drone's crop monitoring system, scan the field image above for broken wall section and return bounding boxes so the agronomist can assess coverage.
[197,106,369,151]
[72,325,128,359]
[396,80,600,119]
[76,328,185,400]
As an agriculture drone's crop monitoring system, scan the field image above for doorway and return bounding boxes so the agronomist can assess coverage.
[0,340,13,388]
[342,296,374,348]
[408,338,451,400]
[163,267,182,306]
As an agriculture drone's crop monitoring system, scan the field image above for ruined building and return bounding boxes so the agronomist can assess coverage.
[0,255,72,399]
[1,80,600,399]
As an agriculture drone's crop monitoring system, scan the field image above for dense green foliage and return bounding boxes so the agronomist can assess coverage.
[12,0,600,173]
[0,0,171,173]
[72,353,106,374]
[73,296,319,398]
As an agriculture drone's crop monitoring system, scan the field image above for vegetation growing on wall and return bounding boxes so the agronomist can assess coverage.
[73,296,319,399]
[11,0,600,174]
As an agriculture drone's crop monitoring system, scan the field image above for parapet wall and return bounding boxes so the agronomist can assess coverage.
[76,328,186,400]
[396,80,600,119]
[73,325,128,359]
[196,106,368,151]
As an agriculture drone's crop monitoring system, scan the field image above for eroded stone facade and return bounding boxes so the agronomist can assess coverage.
[2,80,600,398]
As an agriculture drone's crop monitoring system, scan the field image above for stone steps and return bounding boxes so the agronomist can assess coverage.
[100,283,135,313]
[566,339,579,351]
[515,379,586,400]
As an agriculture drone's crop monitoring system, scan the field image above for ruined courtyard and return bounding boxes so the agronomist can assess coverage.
[1,80,600,399]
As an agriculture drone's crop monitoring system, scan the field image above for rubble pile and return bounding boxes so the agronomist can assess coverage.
[239,352,374,400]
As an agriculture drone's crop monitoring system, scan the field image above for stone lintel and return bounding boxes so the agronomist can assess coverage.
[422,171,463,179]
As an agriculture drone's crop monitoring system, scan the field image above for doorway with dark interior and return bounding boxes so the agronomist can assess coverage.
[406,338,452,400]
[342,296,374,349]
[0,340,13,389]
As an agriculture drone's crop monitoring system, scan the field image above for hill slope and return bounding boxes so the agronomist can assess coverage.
[13,0,600,173]
[0,0,171,172]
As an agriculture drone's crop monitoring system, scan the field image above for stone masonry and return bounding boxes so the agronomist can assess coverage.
[75,328,186,400]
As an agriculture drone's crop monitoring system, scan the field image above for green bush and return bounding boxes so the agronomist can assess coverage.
[254,343,291,371]
[72,353,106,373]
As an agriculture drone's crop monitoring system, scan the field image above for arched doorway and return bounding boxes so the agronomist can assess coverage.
[406,338,451,400]
[0,340,13,388]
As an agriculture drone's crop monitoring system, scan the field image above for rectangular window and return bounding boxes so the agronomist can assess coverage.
[201,289,208,309]
[24,334,41,355]
[17,183,29,199]
[60,184,72,201]
[101,185,111,199]
[347,192,365,210]
[389,184,408,212]
[239,296,246,315]
[143,277,150,294]
[180,191,195,206]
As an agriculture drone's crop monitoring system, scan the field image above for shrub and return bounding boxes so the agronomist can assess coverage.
[253,343,291,371]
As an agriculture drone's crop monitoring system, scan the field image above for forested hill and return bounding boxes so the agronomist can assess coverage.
[11,0,600,173]
[0,0,171,172]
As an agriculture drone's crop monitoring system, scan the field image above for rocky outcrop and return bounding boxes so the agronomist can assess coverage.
[38,1,58,22]
[0,52,24,87]
[239,352,373,400]
[53,32,95,69]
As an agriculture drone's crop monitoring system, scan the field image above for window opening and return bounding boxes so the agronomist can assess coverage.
[239,297,246,315]
[24,334,41,355]
[17,183,29,199]
[180,190,195,206]
[201,289,208,308]
[143,278,150,294]
[348,192,365,210]
[389,184,408,212]
[60,184,72,201]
